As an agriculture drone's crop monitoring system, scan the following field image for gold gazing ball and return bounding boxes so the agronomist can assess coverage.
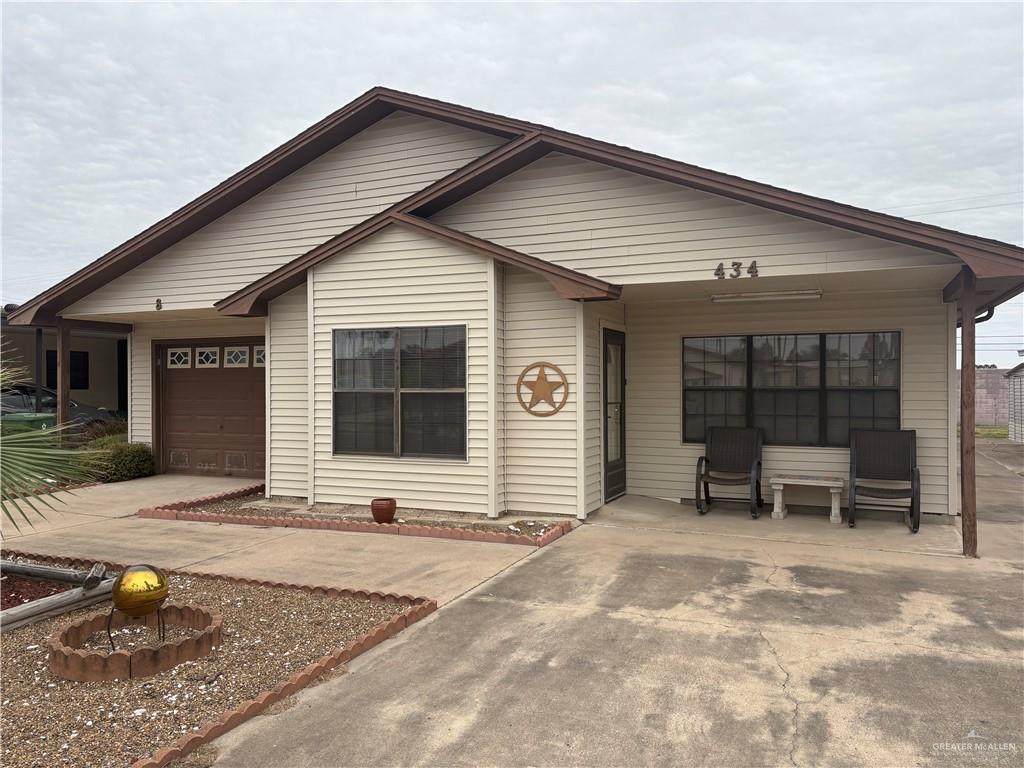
[112,564,169,617]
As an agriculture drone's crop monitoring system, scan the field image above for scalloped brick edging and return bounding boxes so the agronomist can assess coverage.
[139,503,572,547]
[1,549,437,768]
[49,603,222,681]
[145,482,266,512]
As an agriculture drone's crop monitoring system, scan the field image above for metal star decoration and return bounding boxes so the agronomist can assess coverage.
[524,366,564,409]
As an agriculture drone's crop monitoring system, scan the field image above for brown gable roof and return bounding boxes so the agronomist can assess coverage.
[7,88,534,326]
[10,86,1024,325]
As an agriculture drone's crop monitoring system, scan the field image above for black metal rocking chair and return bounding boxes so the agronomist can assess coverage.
[693,426,764,518]
[848,429,921,533]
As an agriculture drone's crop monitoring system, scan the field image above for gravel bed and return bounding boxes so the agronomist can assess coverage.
[1,572,404,768]
[186,496,561,538]
[2,575,69,607]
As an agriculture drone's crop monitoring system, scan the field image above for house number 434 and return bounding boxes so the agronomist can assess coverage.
[714,260,759,279]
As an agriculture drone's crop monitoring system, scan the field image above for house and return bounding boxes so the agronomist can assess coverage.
[1,304,128,415]
[1008,362,1024,443]
[9,87,1023,534]
[957,366,1011,427]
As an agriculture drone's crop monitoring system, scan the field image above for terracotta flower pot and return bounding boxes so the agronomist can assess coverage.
[371,498,397,524]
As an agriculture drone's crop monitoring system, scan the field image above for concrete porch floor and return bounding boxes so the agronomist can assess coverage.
[589,495,964,557]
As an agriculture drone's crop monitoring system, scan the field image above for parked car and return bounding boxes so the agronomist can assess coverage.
[0,383,119,427]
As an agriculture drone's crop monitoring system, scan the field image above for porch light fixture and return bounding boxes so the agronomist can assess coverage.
[710,289,822,303]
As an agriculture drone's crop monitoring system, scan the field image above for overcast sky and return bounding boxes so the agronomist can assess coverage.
[2,2,1021,364]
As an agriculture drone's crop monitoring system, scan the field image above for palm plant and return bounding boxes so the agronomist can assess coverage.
[0,348,104,532]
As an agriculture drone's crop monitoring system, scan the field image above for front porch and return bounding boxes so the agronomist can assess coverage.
[590,494,964,557]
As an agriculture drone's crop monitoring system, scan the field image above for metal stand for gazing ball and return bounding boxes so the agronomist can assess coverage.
[106,606,166,651]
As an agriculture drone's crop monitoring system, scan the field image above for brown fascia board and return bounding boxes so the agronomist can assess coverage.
[6,88,532,327]
[216,213,619,316]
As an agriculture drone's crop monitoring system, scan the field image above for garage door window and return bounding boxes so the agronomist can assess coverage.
[333,326,466,459]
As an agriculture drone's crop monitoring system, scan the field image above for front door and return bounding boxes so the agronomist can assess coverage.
[603,328,626,501]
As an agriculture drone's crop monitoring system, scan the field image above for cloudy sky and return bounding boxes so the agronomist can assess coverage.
[2,2,1022,363]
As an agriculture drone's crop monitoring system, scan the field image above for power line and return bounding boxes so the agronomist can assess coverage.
[883,191,1024,210]
[908,201,1022,216]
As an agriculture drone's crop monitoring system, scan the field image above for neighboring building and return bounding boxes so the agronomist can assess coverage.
[1,305,128,414]
[957,367,1011,426]
[8,88,1023,521]
[1008,363,1024,443]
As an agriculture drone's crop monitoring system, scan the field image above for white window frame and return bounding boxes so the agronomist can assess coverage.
[195,347,220,369]
[224,346,250,368]
[167,348,192,369]
[253,345,266,367]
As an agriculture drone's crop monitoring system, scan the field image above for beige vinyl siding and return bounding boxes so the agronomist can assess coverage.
[310,225,490,513]
[267,285,308,498]
[625,289,953,515]
[432,153,960,284]
[128,316,266,445]
[583,300,625,513]
[503,268,579,516]
[66,113,503,316]
[494,263,507,514]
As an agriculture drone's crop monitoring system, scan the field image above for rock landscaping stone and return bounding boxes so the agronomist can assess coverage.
[141,494,573,547]
[1,571,406,768]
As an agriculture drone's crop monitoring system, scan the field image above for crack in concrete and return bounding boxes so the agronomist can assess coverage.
[758,629,801,767]
[761,545,781,587]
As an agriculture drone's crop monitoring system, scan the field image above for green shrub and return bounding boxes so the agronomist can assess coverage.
[77,418,128,443]
[88,438,154,483]
[85,433,128,451]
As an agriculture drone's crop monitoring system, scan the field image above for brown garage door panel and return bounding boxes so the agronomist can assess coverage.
[158,341,265,479]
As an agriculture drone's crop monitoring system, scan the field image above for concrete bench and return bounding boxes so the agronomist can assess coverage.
[769,474,845,525]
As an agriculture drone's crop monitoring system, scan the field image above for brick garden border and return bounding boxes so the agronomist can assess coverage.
[138,484,573,547]
[2,548,438,768]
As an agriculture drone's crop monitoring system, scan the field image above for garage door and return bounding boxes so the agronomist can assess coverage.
[157,341,265,478]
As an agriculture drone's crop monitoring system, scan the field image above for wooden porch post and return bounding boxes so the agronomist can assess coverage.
[56,319,71,426]
[959,267,978,558]
[34,327,44,413]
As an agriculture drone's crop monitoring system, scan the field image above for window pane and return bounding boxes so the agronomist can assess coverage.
[875,332,899,359]
[827,417,849,446]
[875,359,899,387]
[683,339,707,386]
[683,336,745,387]
[827,390,849,417]
[334,330,394,390]
[401,325,465,389]
[333,392,394,454]
[685,414,705,442]
[797,417,818,444]
[752,334,817,388]
[401,393,466,458]
[874,390,900,419]
[775,417,796,444]
[684,390,704,417]
[851,390,874,419]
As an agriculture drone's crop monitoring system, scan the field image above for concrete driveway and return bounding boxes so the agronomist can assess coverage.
[0,474,254,539]
[214,517,1023,767]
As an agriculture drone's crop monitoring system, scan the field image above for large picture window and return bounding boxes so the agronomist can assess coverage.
[683,332,900,447]
[333,326,466,459]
